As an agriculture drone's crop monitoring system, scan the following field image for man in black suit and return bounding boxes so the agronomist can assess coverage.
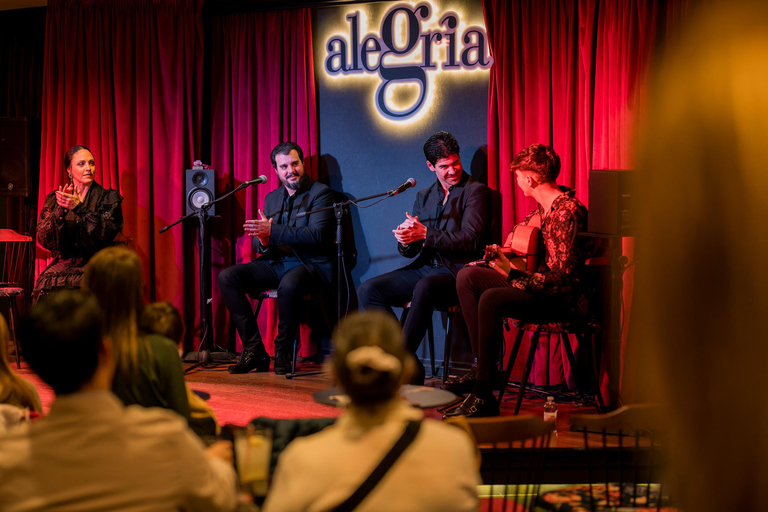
[357,131,492,384]
[219,142,335,375]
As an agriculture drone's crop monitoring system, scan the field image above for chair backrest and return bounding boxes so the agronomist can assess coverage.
[0,229,33,288]
[447,414,555,512]
[565,404,671,512]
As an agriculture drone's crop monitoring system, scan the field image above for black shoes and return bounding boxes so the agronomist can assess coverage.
[228,350,270,374]
[443,392,500,419]
[443,366,477,394]
[273,352,292,375]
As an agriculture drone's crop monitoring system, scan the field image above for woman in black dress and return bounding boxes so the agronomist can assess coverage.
[33,145,123,301]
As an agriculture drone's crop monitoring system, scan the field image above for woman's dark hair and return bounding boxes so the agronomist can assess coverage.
[63,145,92,170]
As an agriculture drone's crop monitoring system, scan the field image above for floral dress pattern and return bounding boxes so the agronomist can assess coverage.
[508,187,596,320]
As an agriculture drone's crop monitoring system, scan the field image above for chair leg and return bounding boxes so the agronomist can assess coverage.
[290,329,299,377]
[514,331,541,415]
[442,314,453,384]
[498,327,525,406]
[576,332,606,412]
[427,320,436,378]
[9,297,20,369]
[560,333,586,402]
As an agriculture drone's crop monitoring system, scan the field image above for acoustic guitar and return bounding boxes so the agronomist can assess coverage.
[500,214,542,273]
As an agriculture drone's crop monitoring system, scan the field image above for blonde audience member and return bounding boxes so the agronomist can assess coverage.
[263,311,480,512]
[82,247,190,420]
[633,2,768,511]
[140,301,221,436]
[0,315,42,431]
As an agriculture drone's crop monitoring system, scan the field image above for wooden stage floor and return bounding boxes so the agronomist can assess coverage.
[16,357,607,483]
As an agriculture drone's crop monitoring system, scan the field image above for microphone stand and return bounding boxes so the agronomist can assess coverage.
[160,179,261,373]
[290,186,409,379]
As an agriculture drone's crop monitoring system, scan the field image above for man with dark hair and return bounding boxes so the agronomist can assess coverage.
[447,143,593,417]
[357,131,492,384]
[0,290,237,511]
[219,141,335,374]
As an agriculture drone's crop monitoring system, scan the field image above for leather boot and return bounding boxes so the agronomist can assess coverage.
[228,349,270,374]
[273,351,292,375]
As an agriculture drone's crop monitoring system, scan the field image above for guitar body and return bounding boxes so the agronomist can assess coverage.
[503,222,542,273]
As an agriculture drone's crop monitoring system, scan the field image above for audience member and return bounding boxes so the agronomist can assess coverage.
[263,311,480,512]
[140,301,221,436]
[0,289,237,511]
[632,2,768,511]
[82,246,190,420]
[0,315,42,431]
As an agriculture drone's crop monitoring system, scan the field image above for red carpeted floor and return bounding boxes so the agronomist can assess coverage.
[14,359,601,448]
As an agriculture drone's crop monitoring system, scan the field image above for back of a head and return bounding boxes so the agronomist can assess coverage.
[82,246,143,318]
[82,246,144,373]
[18,290,102,395]
[510,143,560,183]
[139,301,185,345]
[333,311,408,406]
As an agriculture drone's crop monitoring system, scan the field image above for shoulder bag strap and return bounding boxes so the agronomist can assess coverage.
[332,419,422,512]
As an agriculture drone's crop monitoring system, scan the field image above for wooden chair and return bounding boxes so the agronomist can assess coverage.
[537,404,672,512]
[498,319,605,415]
[498,250,608,415]
[0,229,33,369]
[447,414,555,512]
[251,289,332,379]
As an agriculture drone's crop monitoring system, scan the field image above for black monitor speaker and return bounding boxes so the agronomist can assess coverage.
[0,117,40,197]
[588,170,637,236]
[185,168,216,216]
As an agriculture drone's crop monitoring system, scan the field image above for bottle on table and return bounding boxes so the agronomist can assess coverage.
[543,396,558,434]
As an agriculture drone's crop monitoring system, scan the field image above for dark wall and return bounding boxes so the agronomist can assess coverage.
[314,0,489,366]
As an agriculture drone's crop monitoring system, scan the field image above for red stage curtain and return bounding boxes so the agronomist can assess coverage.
[209,8,318,355]
[483,0,690,396]
[38,0,204,313]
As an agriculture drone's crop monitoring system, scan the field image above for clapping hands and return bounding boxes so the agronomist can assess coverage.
[392,212,427,245]
[55,183,82,210]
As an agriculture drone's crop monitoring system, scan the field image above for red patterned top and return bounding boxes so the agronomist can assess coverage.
[508,187,594,319]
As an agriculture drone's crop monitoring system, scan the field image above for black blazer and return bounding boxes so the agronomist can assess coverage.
[256,177,336,286]
[399,173,492,275]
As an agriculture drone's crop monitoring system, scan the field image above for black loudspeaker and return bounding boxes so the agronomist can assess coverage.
[588,170,637,235]
[0,117,40,197]
[185,168,216,216]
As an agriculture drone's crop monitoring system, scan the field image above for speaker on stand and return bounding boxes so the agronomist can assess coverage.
[176,168,234,369]
[185,168,216,216]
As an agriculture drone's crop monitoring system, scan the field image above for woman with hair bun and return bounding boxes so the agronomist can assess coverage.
[263,310,479,512]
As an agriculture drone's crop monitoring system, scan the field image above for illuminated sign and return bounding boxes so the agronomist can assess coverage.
[324,2,492,123]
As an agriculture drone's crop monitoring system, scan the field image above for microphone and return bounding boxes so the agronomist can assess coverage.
[244,175,268,186]
[388,178,416,196]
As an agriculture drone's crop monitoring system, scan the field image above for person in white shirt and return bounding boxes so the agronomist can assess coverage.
[0,289,238,512]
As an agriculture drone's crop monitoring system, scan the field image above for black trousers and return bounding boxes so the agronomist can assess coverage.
[357,264,457,354]
[218,259,315,356]
[456,266,573,382]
